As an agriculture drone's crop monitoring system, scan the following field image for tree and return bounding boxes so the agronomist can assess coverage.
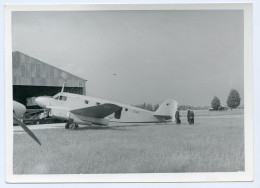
[153,103,160,111]
[211,96,221,110]
[227,89,241,110]
[145,103,154,111]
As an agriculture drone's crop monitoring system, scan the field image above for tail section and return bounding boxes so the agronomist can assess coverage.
[153,99,178,121]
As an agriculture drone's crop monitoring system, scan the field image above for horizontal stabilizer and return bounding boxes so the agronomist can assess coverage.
[153,115,172,120]
[70,103,121,118]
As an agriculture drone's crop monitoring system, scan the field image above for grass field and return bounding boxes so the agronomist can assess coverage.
[13,109,244,174]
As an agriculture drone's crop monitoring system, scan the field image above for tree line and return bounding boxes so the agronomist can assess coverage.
[133,89,242,112]
[133,103,211,111]
[211,89,241,110]
[133,103,160,111]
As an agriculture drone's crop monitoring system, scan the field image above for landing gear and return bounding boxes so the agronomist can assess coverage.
[69,122,79,130]
[65,121,79,130]
[65,122,69,129]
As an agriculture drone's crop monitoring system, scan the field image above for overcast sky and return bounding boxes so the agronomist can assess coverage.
[12,10,244,106]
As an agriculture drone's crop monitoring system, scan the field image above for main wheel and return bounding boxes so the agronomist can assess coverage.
[69,123,75,129]
[65,122,69,129]
[75,123,79,130]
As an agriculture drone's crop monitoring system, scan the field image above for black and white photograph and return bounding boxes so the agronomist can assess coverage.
[4,3,253,183]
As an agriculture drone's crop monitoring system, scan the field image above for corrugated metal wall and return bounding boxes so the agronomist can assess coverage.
[12,51,86,94]
[13,85,83,107]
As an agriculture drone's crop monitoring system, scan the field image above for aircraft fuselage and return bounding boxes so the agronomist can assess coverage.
[35,92,176,126]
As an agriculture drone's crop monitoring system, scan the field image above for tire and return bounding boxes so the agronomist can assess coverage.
[65,123,69,129]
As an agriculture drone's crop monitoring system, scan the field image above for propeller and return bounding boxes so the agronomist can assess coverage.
[13,115,41,146]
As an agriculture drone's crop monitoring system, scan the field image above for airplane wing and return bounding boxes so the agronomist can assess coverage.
[70,103,121,118]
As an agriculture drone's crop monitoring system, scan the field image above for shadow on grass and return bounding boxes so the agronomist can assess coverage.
[76,123,166,131]
[76,126,127,131]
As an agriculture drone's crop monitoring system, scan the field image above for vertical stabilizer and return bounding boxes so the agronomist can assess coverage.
[153,99,178,121]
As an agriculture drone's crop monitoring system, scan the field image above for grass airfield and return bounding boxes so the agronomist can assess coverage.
[13,110,244,174]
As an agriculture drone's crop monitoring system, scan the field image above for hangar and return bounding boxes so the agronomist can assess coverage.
[13,51,86,109]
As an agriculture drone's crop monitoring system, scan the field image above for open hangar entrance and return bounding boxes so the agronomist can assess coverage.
[12,51,86,109]
[13,86,83,109]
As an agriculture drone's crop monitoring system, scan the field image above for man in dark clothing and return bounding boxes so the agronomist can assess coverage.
[190,110,194,125]
[175,110,181,124]
[187,109,191,124]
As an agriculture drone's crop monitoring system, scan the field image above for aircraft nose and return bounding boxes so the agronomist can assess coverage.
[35,97,50,108]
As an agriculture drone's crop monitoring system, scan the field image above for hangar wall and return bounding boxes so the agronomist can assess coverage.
[13,51,86,107]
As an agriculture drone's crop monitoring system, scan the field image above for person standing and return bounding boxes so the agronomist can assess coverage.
[175,109,181,125]
[190,110,194,125]
[187,109,191,125]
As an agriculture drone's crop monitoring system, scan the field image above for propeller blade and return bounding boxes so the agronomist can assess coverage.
[13,116,41,146]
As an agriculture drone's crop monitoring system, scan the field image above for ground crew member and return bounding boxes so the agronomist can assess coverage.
[175,109,181,124]
[187,109,191,124]
[190,110,194,125]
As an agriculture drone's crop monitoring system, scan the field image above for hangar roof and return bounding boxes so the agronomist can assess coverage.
[12,51,86,88]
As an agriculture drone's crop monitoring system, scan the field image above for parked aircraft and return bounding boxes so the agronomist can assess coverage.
[13,101,41,145]
[35,88,178,129]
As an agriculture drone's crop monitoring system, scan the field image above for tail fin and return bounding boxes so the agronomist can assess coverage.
[153,99,178,121]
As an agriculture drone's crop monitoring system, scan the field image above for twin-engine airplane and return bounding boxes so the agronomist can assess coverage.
[35,87,178,129]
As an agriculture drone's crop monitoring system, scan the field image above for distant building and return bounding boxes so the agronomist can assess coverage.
[218,106,228,111]
[13,51,86,108]
[209,106,228,111]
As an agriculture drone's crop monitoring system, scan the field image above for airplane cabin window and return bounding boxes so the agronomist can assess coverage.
[96,102,100,105]
[85,100,89,104]
[125,108,128,111]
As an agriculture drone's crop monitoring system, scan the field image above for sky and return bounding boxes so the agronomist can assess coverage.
[12,10,244,106]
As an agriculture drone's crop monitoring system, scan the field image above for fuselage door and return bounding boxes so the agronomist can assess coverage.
[114,107,122,119]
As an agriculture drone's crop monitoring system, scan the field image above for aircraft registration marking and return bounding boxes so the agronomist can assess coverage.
[133,110,139,114]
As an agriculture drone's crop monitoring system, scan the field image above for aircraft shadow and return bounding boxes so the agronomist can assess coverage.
[77,126,126,131]
[73,123,174,131]
[111,123,173,128]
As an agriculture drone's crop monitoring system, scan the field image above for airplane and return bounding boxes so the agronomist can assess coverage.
[13,101,41,145]
[35,85,178,130]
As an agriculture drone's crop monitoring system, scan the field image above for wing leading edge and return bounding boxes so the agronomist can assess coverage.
[70,103,121,118]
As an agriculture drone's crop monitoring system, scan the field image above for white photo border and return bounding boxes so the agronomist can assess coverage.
[5,3,253,183]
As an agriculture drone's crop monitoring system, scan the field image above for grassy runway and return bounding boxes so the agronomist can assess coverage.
[13,110,244,174]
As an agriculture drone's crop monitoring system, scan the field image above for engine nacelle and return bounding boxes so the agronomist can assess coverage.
[70,113,109,126]
[48,107,110,126]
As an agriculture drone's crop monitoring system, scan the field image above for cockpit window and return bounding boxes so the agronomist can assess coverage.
[60,96,67,101]
[54,96,59,100]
